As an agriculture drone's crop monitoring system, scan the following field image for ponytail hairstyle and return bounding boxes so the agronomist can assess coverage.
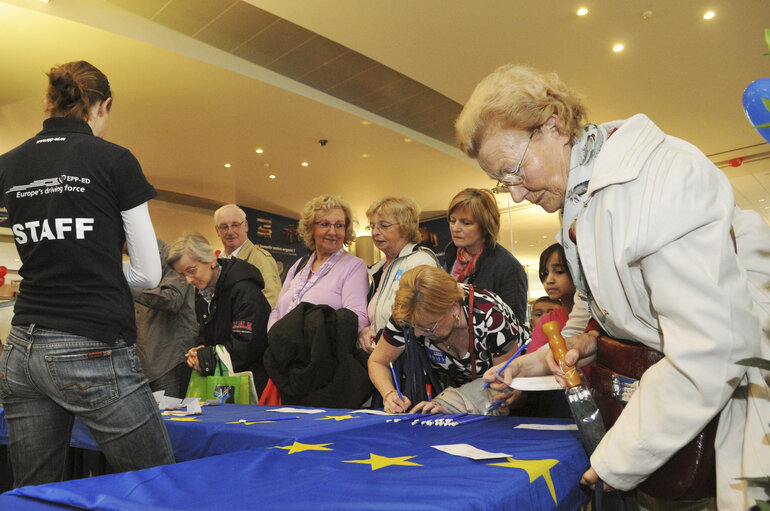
[45,61,112,122]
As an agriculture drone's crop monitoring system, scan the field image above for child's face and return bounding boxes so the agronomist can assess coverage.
[541,251,575,302]
[530,301,559,331]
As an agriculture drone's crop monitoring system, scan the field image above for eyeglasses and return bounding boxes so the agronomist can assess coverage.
[315,221,346,231]
[403,309,451,334]
[490,126,540,194]
[216,220,245,232]
[179,264,200,279]
[366,222,396,232]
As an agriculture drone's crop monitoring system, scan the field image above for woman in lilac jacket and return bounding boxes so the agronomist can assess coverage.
[268,195,368,332]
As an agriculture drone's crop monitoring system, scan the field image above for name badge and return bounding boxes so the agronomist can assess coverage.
[427,348,446,365]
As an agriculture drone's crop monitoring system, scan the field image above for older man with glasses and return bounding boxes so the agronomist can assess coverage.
[214,204,281,307]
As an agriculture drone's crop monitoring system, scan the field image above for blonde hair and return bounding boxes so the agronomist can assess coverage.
[214,204,246,225]
[455,64,588,158]
[392,266,466,326]
[298,195,356,251]
[447,188,500,247]
[366,196,422,244]
[167,232,217,266]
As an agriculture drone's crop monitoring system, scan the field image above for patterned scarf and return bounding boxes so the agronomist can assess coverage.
[451,246,483,283]
[288,247,346,310]
[560,122,619,325]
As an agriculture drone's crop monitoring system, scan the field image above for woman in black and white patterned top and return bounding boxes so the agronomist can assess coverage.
[368,265,528,413]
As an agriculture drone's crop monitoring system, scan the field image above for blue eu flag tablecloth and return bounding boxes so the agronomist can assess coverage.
[2,406,590,510]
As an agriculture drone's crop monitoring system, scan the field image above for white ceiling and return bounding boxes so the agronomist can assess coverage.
[1,0,768,271]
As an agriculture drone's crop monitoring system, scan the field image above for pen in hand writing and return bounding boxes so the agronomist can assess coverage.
[389,362,403,400]
[482,338,532,389]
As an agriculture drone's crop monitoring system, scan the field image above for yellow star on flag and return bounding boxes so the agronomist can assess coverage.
[164,417,200,422]
[343,453,422,470]
[488,457,560,504]
[272,442,334,455]
[315,414,358,421]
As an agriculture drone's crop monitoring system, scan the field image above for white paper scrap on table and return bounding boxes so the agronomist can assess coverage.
[182,397,200,407]
[509,375,562,391]
[350,409,397,415]
[152,390,165,404]
[266,407,326,414]
[431,444,511,460]
[158,395,182,410]
[515,423,578,431]
[185,400,202,415]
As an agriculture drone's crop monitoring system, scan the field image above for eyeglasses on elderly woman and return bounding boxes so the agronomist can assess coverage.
[366,221,397,232]
[400,305,458,334]
[490,126,541,194]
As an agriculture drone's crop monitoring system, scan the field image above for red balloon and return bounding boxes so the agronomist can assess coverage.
[215,250,222,258]
[0,266,6,277]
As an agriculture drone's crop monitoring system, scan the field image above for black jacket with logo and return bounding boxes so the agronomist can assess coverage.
[195,257,270,393]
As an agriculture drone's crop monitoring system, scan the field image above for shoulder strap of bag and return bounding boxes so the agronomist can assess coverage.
[467,284,477,380]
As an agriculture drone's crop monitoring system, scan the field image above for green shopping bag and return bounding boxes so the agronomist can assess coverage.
[185,358,251,404]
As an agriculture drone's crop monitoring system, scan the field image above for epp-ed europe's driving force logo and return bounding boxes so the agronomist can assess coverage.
[7,174,90,198]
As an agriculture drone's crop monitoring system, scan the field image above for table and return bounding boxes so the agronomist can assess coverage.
[0,406,591,510]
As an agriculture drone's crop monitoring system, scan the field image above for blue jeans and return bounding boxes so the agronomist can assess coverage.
[0,325,175,487]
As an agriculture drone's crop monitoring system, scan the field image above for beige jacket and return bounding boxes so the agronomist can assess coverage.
[236,239,281,308]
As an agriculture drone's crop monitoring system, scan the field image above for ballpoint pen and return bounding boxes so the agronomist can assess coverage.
[482,338,532,389]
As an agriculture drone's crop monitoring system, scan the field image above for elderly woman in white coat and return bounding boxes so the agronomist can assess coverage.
[460,64,770,509]
[357,197,439,353]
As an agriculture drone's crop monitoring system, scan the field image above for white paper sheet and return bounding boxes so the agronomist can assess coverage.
[266,407,326,414]
[514,423,578,431]
[509,375,562,391]
[431,443,511,460]
[350,409,397,415]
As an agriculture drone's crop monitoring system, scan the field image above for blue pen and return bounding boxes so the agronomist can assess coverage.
[389,362,403,400]
[482,338,532,389]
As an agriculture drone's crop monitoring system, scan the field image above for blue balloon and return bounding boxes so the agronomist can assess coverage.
[743,78,770,144]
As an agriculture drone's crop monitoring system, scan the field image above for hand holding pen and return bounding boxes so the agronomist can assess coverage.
[384,362,411,413]
[482,338,532,389]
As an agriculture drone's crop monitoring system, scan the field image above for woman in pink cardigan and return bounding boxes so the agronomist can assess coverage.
[268,195,369,332]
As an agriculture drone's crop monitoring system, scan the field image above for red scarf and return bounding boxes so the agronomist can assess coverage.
[451,246,482,283]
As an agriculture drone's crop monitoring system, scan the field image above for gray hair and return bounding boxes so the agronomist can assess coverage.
[214,204,247,225]
[167,232,217,266]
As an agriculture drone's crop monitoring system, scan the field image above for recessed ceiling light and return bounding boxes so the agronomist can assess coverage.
[361,121,370,125]
[361,154,370,158]
[404,138,412,143]
[268,174,276,179]
[263,163,270,168]
[759,199,765,202]
[301,161,309,167]
[612,43,624,53]
[703,11,715,20]
[224,163,231,168]
[256,148,264,154]
[576,7,588,16]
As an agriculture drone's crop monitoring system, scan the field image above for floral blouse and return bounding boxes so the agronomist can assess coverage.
[382,284,529,386]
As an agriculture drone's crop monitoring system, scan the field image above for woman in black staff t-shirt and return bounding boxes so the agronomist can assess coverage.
[0,61,175,487]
